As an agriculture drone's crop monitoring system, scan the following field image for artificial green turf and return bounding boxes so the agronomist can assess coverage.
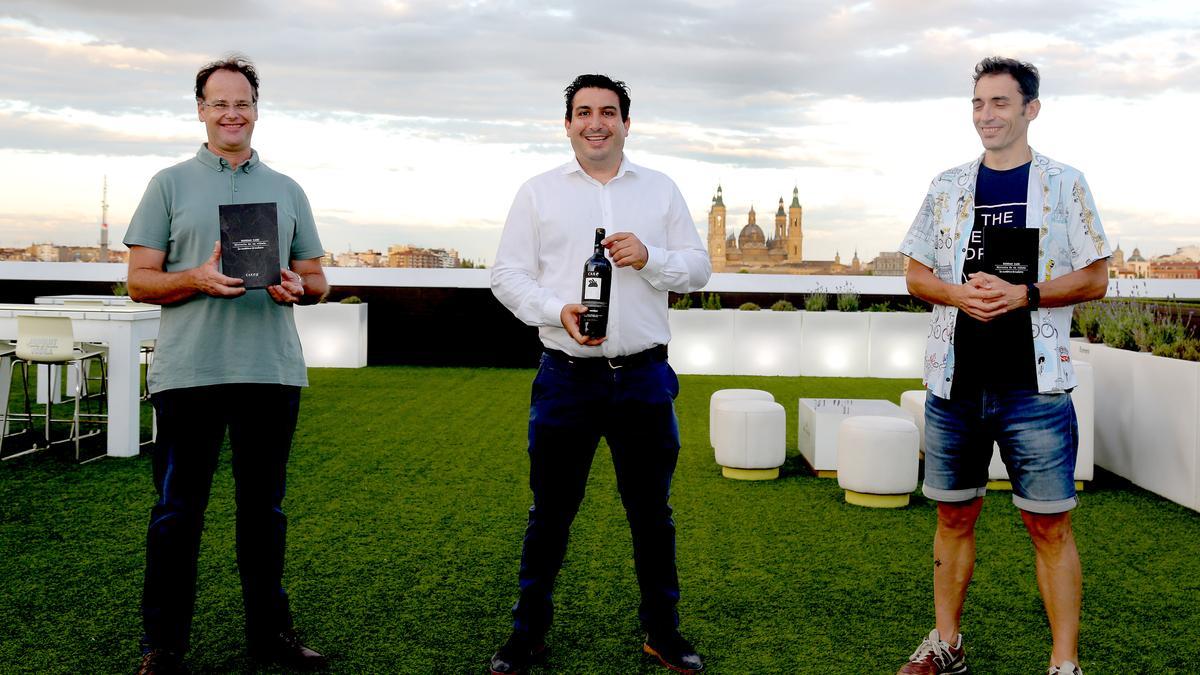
[1,366,1198,673]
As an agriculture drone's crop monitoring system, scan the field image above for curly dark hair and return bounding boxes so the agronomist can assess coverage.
[564,74,630,121]
[195,54,260,102]
[973,57,1039,105]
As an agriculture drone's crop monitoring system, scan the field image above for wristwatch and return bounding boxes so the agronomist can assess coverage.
[1025,283,1041,310]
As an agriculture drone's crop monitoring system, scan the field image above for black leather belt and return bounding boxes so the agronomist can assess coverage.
[543,344,668,370]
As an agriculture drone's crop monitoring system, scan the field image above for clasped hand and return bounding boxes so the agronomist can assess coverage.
[956,272,1026,322]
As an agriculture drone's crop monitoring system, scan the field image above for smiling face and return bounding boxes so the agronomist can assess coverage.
[972,73,1039,165]
[197,68,258,162]
[565,87,629,177]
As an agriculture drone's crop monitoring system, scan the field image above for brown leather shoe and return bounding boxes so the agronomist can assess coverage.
[897,629,967,674]
[249,628,328,671]
[136,649,185,675]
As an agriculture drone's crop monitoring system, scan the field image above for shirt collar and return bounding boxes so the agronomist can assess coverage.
[561,154,638,183]
[195,143,260,173]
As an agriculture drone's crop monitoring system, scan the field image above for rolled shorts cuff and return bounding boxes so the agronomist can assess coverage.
[922,484,987,503]
[1013,493,1078,514]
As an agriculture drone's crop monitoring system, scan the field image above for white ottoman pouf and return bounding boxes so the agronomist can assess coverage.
[709,389,775,448]
[712,399,786,480]
[899,390,927,456]
[837,415,920,507]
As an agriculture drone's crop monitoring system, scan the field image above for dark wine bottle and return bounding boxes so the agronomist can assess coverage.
[580,227,611,338]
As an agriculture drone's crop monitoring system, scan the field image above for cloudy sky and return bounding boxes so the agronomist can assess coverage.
[0,0,1196,264]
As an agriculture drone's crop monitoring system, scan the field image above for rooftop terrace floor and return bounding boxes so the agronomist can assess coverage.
[1,367,1197,673]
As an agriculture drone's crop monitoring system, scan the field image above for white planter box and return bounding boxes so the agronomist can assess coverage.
[867,312,929,379]
[1072,340,1199,512]
[799,311,870,377]
[668,309,736,375]
[732,310,803,376]
[668,308,930,378]
[293,303,368,368]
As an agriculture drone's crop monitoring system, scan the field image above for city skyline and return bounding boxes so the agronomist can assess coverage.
[0,1,1196,266]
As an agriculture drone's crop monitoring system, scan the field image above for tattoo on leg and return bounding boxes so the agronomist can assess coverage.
[934,559,942,568]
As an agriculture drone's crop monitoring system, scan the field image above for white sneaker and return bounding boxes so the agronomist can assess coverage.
[1048,661,1082,675]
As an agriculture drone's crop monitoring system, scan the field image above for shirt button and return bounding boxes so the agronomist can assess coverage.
[960,248,966,253]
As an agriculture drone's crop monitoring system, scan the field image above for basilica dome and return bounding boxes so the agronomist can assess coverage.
[738,223,766,250]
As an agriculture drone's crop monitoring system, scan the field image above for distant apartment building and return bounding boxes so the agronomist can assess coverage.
[871,251,908,276]
[387,244,459,268]
[324,244,461,268]
[32,243,57,262]
[1150,261,1200,279]
[19,243,126,263]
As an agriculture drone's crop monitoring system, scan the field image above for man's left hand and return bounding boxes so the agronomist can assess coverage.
[602,232,648,270]
[966,272,1028,317]
[267,269,305,305]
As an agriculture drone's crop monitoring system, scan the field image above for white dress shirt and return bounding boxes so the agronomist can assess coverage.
[491,155,712,358]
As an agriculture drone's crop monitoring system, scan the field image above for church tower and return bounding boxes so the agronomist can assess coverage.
[787,186,803,262]
[707,185,727,272]
[774,197,786,241]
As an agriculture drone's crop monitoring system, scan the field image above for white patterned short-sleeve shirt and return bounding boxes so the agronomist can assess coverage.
[899,149,1111,397]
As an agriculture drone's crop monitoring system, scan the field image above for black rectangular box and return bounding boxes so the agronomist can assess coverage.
[984,226,1038,285]
[219,202,281,289]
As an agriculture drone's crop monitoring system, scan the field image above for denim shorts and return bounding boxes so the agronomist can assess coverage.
[922,388,1079,514]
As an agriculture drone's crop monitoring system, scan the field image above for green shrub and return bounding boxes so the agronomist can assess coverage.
[701,292,723,310]
[1151,337,1200,362]
[1098,301,1153,351]
[770,300,796,312]
[804,292,827,312]
[671,294,693,310]
[1072,301,1104,341]
[866,302,892,312]
[112,282,128,297]
[738,302,760,311]
[340,295,363,304]
[899,300,928,312]
[833,283,859,312]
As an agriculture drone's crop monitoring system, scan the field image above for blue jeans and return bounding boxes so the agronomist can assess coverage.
[141,384,300,653]
[512,351,682,638]
[923,388,1079,513]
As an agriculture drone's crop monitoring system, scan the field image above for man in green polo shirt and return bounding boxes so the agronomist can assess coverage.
[124,54,328,674]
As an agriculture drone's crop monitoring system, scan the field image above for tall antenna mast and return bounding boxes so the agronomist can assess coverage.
[100,175,110,262]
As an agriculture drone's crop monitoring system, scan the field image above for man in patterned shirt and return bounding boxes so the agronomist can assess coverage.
[896,57,1110,675]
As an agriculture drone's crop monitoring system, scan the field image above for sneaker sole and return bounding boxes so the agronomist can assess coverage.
[643,642,703,674]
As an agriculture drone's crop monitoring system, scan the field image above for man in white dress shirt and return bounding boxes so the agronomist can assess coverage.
[488,74,711,675]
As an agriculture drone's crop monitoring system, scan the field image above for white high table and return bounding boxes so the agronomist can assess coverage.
[35,294,138,306]
[0,303,160,458]
[797,398,914,475]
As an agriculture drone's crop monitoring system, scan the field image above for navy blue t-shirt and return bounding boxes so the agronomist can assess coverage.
[952,162,1036,397]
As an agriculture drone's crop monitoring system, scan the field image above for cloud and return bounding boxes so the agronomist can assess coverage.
[1,0,1195,130]
[0,108,194,157]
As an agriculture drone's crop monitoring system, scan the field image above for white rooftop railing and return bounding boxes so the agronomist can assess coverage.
[2,262,1199,298]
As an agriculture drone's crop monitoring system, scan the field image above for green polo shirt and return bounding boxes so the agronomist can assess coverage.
[124,144,324,393]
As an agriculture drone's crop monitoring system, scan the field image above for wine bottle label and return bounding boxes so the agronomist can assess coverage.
[584,277,603,300]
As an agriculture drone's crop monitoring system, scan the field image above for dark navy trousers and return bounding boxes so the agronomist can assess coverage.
[141,383,301,653]
[512,350,683,638]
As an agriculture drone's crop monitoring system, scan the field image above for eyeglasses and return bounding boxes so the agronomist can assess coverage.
[200,100,256,113]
